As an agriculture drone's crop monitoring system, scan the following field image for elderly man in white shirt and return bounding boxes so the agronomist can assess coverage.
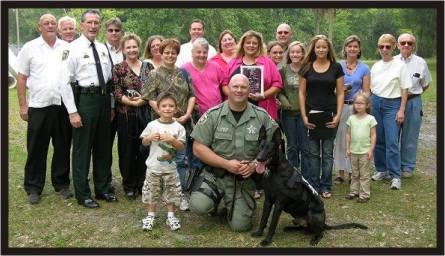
[175,18,216,67]
[395,33,433,179]
[16,13,73,205]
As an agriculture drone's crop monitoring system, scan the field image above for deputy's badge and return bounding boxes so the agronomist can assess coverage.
[197,113,208,125]
[83,52,89,58]
[247,124,256,134]
[62,50,69,61]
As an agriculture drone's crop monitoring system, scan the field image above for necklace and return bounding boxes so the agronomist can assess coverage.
[345,61,357,70]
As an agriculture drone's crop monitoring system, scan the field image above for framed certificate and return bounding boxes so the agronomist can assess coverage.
[240,65,264,95]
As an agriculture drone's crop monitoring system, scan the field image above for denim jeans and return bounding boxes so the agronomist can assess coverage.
[400,96,422,172]
[306,136,335,193]
[186,136,203,171]
[371,94,402,179]
[281,114,309,176]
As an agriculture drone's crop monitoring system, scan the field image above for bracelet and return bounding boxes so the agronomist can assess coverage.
[69,112,77,117]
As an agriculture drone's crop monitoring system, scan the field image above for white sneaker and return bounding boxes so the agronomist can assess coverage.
[372,171,389,181]
[179,193,190,211]
[142,215,155,231]
[166,216,181,231]
[390,178,402,190]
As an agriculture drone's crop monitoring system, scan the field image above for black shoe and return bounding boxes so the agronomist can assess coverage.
[107,184,115,194]
[125,192,136,201]
[78,199,100,208]
[95,193,118,202]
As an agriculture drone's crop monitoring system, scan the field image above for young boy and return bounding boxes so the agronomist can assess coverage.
[140,92,186,231]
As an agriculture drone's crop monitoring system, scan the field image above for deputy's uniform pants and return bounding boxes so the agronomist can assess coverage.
[190,171,256,232]
[72,93,111,201]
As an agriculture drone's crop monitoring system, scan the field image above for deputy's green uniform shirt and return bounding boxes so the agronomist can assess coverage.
[191,101,279,162]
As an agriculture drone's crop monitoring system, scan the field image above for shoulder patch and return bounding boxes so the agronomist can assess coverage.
[62,50,69,61]
[252,104,268,114]
[197,113,208,125]
[270,116,278,126]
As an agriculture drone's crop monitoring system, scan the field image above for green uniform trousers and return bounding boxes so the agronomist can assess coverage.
[72,93,111,201]
[190,170,256,231]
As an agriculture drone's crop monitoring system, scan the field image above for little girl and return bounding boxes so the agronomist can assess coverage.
[345,92,377,203]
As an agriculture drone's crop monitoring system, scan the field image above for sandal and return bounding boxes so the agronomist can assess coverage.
[333,177,344,185]
[321,192,332,199]
[345,193,358,200]
[357,196,369,203]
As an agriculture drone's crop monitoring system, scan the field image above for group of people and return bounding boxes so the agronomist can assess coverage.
[16,9,432,233]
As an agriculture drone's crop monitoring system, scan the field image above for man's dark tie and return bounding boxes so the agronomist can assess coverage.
[91,42,106,87]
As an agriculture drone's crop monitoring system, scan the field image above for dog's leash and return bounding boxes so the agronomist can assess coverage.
[228,177,256,221]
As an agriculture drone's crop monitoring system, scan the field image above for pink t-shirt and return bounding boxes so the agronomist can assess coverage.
[182,61,225,116]
[222,56,283,119]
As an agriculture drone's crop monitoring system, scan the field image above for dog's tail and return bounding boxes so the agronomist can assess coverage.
[324,223,368,230]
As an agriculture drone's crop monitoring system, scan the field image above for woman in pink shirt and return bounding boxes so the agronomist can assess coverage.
[222,30,282,120]
[210,30,237,72]
[181,38,225,117]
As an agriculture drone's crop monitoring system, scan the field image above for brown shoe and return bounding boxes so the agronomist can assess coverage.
[345,193,358,200]
[357,197,369,203]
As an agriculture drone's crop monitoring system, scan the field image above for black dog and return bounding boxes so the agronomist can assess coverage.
[250,127,367,246]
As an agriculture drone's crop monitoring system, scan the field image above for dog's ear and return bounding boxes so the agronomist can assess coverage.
[272,127,282,145]
[259,126,267,142]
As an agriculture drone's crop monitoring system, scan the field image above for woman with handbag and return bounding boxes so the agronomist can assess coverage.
[112,33,154,200]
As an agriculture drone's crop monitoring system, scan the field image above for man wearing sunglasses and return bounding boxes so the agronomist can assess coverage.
[104,17,125,195]
[275,23,292,68]
[395,33,432,179]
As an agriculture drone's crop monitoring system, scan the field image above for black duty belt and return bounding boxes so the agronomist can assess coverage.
[78,86,108,95]
[407,94,421,100]
[344,100,354,105]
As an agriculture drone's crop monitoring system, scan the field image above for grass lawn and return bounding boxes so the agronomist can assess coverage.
[4,61,441,253]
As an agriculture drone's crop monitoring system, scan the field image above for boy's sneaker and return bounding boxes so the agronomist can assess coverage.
[371,171,389,181]
[179,193,190,211]
[166,216,181,231]
[142,215,155,231]
[390,178,402,190]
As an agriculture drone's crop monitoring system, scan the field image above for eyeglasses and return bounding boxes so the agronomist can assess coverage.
[107,28,121,33]
[277,31,289,35]
[399,41,414,46]
[378,45,392,50]
[354,102,366,105]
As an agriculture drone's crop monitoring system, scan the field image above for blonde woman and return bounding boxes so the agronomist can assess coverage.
[369,34,411,190]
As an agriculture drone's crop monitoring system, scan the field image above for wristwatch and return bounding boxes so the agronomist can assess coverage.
[252,160,259,167]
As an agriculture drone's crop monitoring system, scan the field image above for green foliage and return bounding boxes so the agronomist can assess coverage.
[8,8,437,60]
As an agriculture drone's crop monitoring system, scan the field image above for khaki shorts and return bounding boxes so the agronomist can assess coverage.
[141,169,181,205]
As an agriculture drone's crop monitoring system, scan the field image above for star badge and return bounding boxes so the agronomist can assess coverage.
[247,124,256,134]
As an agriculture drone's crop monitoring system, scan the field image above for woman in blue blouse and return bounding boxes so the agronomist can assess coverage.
[333,35,371,185]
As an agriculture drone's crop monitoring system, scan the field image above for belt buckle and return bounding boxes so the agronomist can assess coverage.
[101,87,106,95]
